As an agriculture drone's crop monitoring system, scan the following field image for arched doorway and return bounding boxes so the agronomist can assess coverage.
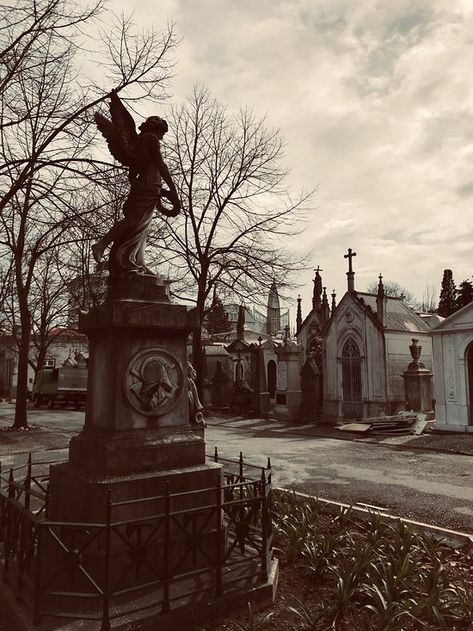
[267,360,277,398]
[466,342,473,425]
[341,337,362,418]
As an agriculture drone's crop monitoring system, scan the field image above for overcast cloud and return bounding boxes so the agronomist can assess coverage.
[112,0,473,312]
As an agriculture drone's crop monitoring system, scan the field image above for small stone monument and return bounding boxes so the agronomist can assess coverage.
[211,360,230,409]
[274,327,302,420]
[403,338,434,419]
[299,350,322,422]
[251,337,270,417]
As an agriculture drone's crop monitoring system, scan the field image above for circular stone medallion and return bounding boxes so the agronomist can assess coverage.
[124,348,184,416]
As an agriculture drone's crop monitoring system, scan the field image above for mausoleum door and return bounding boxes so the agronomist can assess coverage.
[341,337,362,417]
[466,343,473,425]
[267,360,276,398]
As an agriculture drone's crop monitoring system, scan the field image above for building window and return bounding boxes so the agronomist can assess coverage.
[44,358,56,368]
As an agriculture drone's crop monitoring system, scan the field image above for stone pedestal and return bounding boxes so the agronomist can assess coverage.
[403,338,434,419]
[65,276,204,477]
[46,275,220,586]
[35,275,277,628]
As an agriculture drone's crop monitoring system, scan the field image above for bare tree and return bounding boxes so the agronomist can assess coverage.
[366,279,419,310]
[420,284,437,313]
[0,0,178,427]
[160,87,313,393]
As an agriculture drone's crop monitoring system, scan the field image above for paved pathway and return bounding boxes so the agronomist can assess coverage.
[1,406,472,532]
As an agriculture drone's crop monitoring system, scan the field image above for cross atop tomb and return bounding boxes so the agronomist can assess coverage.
[344,248,357,293]
[314,265,323,274]
[344,248,357,273]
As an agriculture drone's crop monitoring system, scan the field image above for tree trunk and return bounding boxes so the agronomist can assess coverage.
[13,313,31,429]
[192,286,207,399]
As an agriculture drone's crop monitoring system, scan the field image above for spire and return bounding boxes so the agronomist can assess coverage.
[376,273,386,327]
[321,287,330,324]
[266,279,281,336]
[331,289,337,313]
[296,295,302,335]
[237,303,245,341]
[377,273,385,297]
[312,265,323,312]
[344,248,357,293]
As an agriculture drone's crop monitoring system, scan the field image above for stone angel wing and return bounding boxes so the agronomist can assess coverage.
[94,90,138,180]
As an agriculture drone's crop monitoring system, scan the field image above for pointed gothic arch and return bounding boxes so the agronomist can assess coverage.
[341,336,362,417]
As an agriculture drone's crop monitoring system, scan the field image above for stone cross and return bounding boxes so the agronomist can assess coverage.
[314,265,323,274]
[344,248,357,273]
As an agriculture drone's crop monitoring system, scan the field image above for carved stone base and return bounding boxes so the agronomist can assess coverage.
[107,273,172,303]
[69,424,205,476]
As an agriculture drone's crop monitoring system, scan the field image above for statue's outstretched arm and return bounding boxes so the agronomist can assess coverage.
[155,144,180,216]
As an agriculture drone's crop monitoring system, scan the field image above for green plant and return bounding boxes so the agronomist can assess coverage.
[302,531,344,581]
[444,585,473,627]
[328,567,361,628]
[287,594,327,630]
[332,505,354,527]
[362,582,414,630]
[229,602,274,631]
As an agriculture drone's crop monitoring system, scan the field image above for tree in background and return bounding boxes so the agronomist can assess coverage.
[206,289,230,335]
[456,279,473,311]
[161,87,312,393]
[0,0,178,428]
[420,285,438,313]
[366,279,418,310]
[438,269,457,317]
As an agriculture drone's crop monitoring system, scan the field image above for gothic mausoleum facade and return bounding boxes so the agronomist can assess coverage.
[297,250,433,422]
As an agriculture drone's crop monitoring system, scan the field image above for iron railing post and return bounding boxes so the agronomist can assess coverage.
[3,468,14,583]
[100,489,112,631]
[238,452,245,554]
[215,475,223,597]
[260,468,268,583]
[162,481,170,613]
[214,446,218,463]
[33,521,43,626]
[25,453,32,511]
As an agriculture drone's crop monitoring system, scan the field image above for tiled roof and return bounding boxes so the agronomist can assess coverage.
[355,292,429,333]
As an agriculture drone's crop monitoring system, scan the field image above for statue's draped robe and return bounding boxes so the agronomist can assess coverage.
[109,133,162,277]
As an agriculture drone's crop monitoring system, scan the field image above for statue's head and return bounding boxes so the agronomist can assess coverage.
[139,116,168,137]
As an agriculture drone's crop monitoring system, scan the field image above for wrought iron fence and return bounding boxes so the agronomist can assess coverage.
[0,450,272,631]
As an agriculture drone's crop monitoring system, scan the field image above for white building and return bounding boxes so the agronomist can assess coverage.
[431,302,473,432]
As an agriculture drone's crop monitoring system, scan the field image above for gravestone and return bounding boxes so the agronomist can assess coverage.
[273,332,302,420]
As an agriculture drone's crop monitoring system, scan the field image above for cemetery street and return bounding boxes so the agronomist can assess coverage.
[0,407,472,534]
[206,422,473,533]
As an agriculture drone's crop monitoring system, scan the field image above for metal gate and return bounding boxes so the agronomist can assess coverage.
[341,337,362,418]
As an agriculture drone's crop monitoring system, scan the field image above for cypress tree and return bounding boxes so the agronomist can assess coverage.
[456,279,473,311]
[438,269,457,317]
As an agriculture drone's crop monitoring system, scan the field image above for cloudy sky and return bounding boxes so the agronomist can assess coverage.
[111,0,473,314]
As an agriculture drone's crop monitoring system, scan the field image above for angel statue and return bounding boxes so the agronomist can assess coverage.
[92,90,180,277]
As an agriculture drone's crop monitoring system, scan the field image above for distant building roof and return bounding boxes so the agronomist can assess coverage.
[355,292,430,333]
